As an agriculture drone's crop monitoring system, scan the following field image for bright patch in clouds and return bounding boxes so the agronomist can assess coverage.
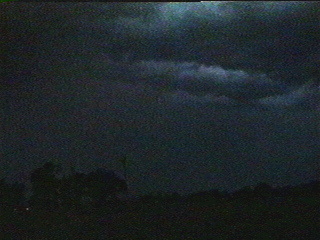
[160,2,225,21]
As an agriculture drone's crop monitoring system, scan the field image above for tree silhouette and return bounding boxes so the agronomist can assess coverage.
[59,172,88,209]
[29,162,62,210]
[86,168,127,208]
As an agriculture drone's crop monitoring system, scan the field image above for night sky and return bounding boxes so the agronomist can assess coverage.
[2,2,320,195]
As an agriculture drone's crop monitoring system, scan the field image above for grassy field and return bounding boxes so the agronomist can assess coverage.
[0,195,319,239]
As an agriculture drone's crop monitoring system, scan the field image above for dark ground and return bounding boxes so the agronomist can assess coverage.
[1,194,319,240]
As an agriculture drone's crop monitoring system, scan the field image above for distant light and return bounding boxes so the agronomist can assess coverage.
[26,208,30,211]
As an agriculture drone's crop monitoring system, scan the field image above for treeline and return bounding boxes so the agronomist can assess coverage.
[1,162,127,211]
[0,161,319,213]
[139,181,320,205]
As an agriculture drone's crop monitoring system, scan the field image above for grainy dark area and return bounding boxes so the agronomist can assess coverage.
[1,3,319,238]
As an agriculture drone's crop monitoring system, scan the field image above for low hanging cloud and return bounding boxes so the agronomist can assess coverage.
[162,90,239,107]
[258,81,320,109]
[129,60,288,102]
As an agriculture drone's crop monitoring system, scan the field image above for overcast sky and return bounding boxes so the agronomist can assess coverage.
[2,2,320,194]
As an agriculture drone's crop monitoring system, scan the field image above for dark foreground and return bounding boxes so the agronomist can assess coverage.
[1,194,319,240]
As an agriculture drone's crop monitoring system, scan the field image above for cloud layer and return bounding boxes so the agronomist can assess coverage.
[2,2,319,108]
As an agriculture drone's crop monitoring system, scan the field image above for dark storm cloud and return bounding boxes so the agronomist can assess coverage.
[3,2,319,86]
[3,2,319,108]
[146,3,316,79]
[109,2,319,105]
[89,2,320,84]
